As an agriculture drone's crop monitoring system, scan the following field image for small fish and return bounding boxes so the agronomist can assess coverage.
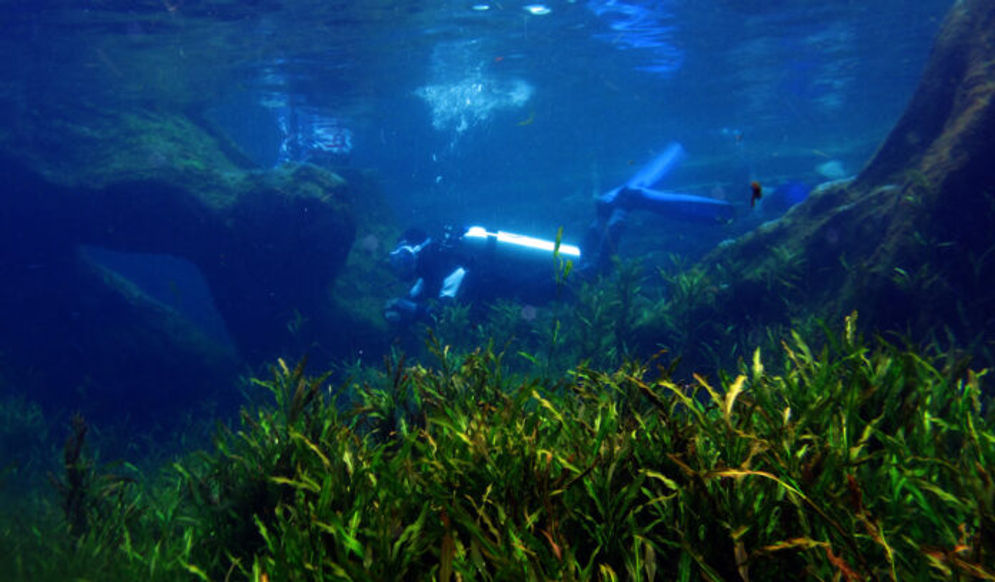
[750,181,763,208]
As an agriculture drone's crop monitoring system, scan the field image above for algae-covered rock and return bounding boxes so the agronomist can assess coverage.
[2,147,355,359]
[3,106,247,194]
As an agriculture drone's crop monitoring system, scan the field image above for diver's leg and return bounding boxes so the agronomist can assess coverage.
[623,188,735,223]
[626,142,686,189]
[598,142,685,208]
[580,207,628,276]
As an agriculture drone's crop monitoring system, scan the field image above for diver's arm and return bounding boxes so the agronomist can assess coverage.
[438,267,467,300]
[384,267,468,326]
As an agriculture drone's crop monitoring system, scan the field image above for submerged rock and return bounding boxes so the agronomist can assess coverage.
[0,103,358,423]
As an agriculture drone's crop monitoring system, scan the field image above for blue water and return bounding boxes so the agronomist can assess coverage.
[2,0,948,221]
[0,1,952,442]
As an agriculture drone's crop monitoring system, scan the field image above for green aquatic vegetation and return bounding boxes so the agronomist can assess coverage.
[605,258,644,359]
[285,308,308,338]
[187,316,995,580]
[428,301,474,350]
[2,413,200,582]
[890,263,945,298]
[0,393,50,489]
[4,314,995,580]
[553,225,575,296]
[638,254,721,361]
[513,257,646,375]
[412,257,647,377]
[474,298,535,356]
[574,278,622,362]
[521,304,570,380]
[760,244,807,299]
[49,414,143,544]
[966,241,995,296]
[899,169,934,207]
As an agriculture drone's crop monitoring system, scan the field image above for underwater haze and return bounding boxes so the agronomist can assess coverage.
[0,0,954,453]
[11,1,995,580]
[0,0,949,422]
[0,1,959,421]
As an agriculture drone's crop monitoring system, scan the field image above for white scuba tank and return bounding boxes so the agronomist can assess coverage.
[459,226,581,276]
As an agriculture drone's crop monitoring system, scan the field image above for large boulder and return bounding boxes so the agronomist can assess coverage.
[0,104,356,423]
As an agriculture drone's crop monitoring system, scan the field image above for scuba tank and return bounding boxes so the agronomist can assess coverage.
[459,226,581,276]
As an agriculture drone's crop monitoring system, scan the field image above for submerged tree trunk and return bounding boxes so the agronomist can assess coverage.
[651,0,995,366]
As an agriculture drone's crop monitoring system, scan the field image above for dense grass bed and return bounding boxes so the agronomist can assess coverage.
[2,314,993,581]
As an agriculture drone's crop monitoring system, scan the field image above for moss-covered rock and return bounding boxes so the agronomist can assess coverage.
[0,101,360,422]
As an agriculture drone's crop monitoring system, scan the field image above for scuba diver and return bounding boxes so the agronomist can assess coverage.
[384,224,583,324]
[383,142,734,326]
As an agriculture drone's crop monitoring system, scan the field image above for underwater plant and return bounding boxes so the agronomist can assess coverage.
[0,392,50,491]
[3,314,994,580]
[170,313,995,580]
[759,244,807,301]
[632,254,725,370]
[564,258,647,371]
[426,301,474,351]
